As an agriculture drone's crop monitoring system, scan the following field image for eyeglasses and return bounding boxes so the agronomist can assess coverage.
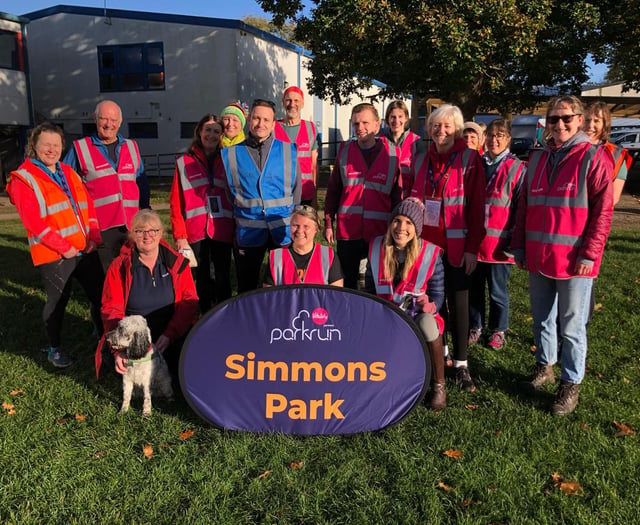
[487,133,508,141]
[133,229,160,238]
[547,114,580,125]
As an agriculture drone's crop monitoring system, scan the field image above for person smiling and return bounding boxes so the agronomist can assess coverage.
[382,100,425,197]
[220,101,247,148]
[64,100,149,273]
[409,104,486,393]
[7,123,104,368]
[222,99,302,292]
[324,102,402,290]
[101,210,198,383]
[274,86,319,206]
[170,113,234,311]
[513,95,613,416]
[264,205,343,286]
[364,198,446,410]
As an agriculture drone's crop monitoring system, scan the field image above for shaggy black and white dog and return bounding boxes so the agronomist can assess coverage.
[105,315,174,416]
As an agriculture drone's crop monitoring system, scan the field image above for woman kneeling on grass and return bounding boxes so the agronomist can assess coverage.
[264,205,344,286]
[363,198,447,410]
[100,210,198,386]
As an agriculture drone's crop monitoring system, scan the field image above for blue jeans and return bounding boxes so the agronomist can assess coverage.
[529,272,593,384]
[469,262,512,333]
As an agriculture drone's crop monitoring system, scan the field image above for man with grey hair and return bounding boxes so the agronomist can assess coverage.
[64,100,150,271]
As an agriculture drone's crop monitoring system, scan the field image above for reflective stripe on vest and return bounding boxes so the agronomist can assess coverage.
[270,244,333,285]
[13,164,91,265]
[336,139,399,242]
[369,236,439,304]
[479,154,525,263]
[75,137,140,230]
[223,140,296,247]
[524,145,596,278]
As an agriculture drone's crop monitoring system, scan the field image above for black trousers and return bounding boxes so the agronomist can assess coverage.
[337,239,369,290]
[234,238,281,293]
[39,252,104,348]
[443,257,472,362]
[97,226,129,273]
[191,239,233,311]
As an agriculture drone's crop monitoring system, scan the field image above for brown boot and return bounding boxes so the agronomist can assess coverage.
[520,363,555,391]
[427,336,446,411]
[551,381,580,416]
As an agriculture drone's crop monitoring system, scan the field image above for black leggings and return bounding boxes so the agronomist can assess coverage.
[444,258,472,362]
[39,252,104,347]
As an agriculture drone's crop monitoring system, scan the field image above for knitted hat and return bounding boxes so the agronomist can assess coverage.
[221,102,247,128]
[390,197,425,235]
[463,121,483,137]
[283,86,304,101]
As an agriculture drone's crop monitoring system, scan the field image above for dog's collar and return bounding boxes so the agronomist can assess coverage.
[126,345,157,367]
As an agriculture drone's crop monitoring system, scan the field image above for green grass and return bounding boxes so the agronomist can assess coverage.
[1,214,640,524]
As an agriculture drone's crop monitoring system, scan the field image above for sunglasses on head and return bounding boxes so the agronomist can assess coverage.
[547,114,580,125]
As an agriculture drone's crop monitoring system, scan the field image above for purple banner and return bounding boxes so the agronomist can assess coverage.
[180,286,430,435]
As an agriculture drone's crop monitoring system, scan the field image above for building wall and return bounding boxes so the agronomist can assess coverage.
[0,16,30,126]
[25,7,407,166]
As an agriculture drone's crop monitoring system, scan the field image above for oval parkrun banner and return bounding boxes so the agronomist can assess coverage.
[180,285,430,435]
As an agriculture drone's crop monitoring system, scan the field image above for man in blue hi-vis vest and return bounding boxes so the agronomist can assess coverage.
[222,99,302,292]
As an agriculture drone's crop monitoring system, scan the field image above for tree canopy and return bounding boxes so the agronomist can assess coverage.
[258,1,613,118]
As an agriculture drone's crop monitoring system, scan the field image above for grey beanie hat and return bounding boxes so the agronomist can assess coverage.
[390,197,425,235]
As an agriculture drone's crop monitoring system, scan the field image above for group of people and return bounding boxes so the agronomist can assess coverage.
[6,89,630,417]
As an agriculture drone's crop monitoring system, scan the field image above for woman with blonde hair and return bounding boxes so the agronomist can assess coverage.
[410,103,486,392]
[101,209,198,382]
[364,198,446,410]
[264,205,343,286]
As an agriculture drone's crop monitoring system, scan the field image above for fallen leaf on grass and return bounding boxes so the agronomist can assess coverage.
[579,422,591,431]
[464,404,479,410]
[487,483,498,491]
[75,413,86,421]
[258,470,272,480]
[622,377,630,384]
[551,472,583,496]
[92,450,105,459]
[495,430,503,436]
[593,303,603,312]
[179,429,194,440]
[595,372,603,379]
[530,345,536,353]
[55,417,69,425]
[461,498,482,507]
[559,481,583,496]
[2,402,14,411]
[525,315,533,322]
[143,444,153,459]
[443,449,463,460]
[613,421,635,437]
[437,481,456,492]
[10,389,24,396]
[290,460,304,470]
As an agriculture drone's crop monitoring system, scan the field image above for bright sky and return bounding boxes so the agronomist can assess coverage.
[16,0,268,19]
[14,1,607,82]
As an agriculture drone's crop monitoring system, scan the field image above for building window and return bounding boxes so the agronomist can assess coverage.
[97,43,165,92]
[181,122,197,139]
[0,29,24,71]
[128,122,158,139]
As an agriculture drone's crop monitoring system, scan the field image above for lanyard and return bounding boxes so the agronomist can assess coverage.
[426,152,458,198]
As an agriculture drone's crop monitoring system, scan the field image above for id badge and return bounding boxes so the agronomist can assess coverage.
[207,196,223,218]
[423,198,441,227]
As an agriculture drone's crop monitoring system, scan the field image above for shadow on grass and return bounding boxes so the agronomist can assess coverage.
[0,231,202,423]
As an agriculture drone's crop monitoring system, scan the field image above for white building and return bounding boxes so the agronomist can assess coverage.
[23,5,406,174]
[0,11,31,184]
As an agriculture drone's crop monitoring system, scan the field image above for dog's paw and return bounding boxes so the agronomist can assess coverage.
[142,409,152,417]
[117,408,128,417]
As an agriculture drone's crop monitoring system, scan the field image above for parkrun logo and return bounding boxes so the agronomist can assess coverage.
[269,308,342,344]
